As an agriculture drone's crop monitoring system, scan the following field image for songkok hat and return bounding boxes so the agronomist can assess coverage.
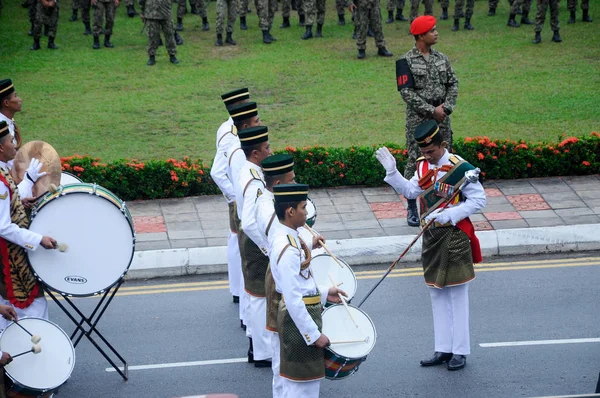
[0,121,10,140]
[414,120,441,147]
[222,88,250,107]
[238,126,268,147]
[262,154,294,176]
[410,16,436,35]
[0,79,15,101]
[229,101,258,123]
[273,184,309,203]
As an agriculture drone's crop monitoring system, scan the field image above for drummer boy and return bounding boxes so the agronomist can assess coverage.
[0,121,57,332]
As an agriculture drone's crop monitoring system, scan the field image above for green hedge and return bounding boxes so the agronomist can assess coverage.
[61,132,600,201]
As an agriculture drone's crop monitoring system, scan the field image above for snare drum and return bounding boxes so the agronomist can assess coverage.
[322,305,377,380]
[28,183,136,296]
[0,317,75,396]
[60,171,83,186]
[306,197,317,227]
[310,254,357,306]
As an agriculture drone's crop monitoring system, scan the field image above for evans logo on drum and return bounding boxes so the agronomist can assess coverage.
[64,276,88,284]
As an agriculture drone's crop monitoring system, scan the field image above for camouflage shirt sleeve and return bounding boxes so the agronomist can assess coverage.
[442,54,459,115]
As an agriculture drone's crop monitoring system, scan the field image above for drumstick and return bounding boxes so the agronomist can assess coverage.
[328,273,358,329]
[14,321,41,344]
[56,243,68,252]
[330,337,370,345]
[32,183,59,202]
[304,224,344,269]
[12,344,42,359]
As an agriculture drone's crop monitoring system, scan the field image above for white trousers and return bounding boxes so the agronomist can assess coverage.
[248,296,272,361]
[227,231,242,298]
[429,283,470,355]
[0,296,49,332]
[242,291,252,337]
[270,332,283,398]
[281,378,321,398]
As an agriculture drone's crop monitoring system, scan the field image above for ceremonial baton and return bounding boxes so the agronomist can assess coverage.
[357,168,480,308]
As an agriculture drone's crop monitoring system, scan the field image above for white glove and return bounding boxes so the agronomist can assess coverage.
[424,208,454,225]
[25,158,47,183]
[375,147,397,175]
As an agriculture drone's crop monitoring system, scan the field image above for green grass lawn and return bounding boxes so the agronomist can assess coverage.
[1,0,599,162]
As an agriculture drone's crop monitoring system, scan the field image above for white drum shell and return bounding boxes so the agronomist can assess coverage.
[60,172,83,186]
[322,305,377,359]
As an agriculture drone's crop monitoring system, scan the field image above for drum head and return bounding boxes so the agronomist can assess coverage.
[28,185,135,296]
[60,172,83,186]
[306,197,317,227]
[322,305,377,359]
[310,254,357,302]
[1,318,75,392]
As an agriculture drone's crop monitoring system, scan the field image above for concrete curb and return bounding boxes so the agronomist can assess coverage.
[125,224,600,280]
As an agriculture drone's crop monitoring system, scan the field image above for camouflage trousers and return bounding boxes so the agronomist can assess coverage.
[29,0,36,23]
[80,0,90,23]
[488,0,498,8]
[93,1,116,36]
[146,19,176,56]
[33,1,59,38]
[567,0,588,10]
[71,0,78,9]
[124,0,134,6]
[535,0,559,32]
[439,0,449,9]
[336,0,345,15]
[510,0,531,14]
[386,0,405,12]
[256,0,276,29]
[453,0,474,18]
[282,0,304,17]
[178,0,206,18]
[404,113,453,179]
[303,0,325,25]
[410,0,433,21]
[239,0,252,17]
[216,0,237,34]
[355,0,385,49]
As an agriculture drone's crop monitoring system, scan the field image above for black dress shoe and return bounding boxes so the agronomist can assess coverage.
[247,350,254,363]
[254,359,272,368]
[447,354,466,370]
[420,352,452,367]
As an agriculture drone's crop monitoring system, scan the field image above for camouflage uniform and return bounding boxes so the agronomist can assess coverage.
[177,0,201,18]
[256,0,277,29]
[399,46,458,178]
[303,0,325,25]
[81,0,91,25]
[216,0,237,34]
[387,0,405,12]
[567,0,588,11]
[282,0,304,18]
[71,0,79,10]
[409,0,433,21]
[453,0,474,19]
[140,0,177,56]
[239,0,250,17]
[353,0,386,50]
[535,0,559,32]
[510,0,532,15]
[336,0,345,15]
[93,0,117,36]
[33,0,59,39]
[488,0,498,9]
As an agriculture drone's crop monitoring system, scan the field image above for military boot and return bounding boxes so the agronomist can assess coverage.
[299,14,305,26]
[520,11,532,24]
[386,10,394,23]
[147,55,156,66]
[507,14,520,27]
[301,24,313,39]
[441,7,448,20]
[464,17,474,30]
[568,10,576,23]
[451,18,459,31]
[174,32,183,45]
[533,31,541,44]
[47,36,58,49]
[226,32,236,45]
[104,34,114,48]
[338,13,345,25]
[240,16,247,30]
[92,35,100,49]
[396,8,407,20]
[83,21,92,35]
[280,16,290,28]
[69,8,78,21]
[170,54,179,64]
[377,47,392,56]
[262,29,272,44]
[202,17,209,30]
[315,23,323,37]
[357,49,366,59]
[487,7,496,16]
[176,17,184,31]
[268,30,277,41]
[215,33,223,46]
[582,9,593,22]
[551,29,562,42]
[126,5,137,17]
[30,37,41,50]
[406,199,419,227]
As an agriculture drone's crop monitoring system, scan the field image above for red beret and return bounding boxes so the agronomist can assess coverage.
[410,16,436,35]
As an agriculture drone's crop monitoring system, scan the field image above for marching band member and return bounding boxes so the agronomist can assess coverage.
[236,126,273,367]
[270,183,345,397]
[0,121,57,332]
[210,88,250,306]
[376,119,486,371]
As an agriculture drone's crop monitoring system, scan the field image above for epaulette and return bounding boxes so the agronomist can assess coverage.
[231,125,238,136]
[287,234,299,250]
[250,168,261,181]
[449,155,460,165]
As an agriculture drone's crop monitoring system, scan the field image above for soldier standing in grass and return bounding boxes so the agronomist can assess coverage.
[507,0,533,27]
[300,0,325,39]
[397,16,458,226]
[280,0,304,27]
[140,0,180,65]
[348,0,393,58]
[31,0,59,50]
[533,0,561,44]
[567,0,592,23]
[92,0,119,49]
[68,0,79,21]
[450,0,474,31]
[80,0,93,35]
[409,0,433,22]
[215,0,237,46]
[386,0,407,23]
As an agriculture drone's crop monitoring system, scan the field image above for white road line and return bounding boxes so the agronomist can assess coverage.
[480,338,600,348]
[105,357,248,372]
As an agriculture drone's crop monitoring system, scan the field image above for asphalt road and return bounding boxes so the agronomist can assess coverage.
[24,252,600,398]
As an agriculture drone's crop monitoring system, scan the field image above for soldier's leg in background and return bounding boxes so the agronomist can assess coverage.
[147,20,160,57]
[33,2,43,38]
[215,0,225,37]
[396,0,407,19]
[354,0,368,52]
[404,124,419,180]
[104,1,115,36]
[70,0,78,21]
[176,0,186,29]
[297,0,304,19]
[453,0,463,19]
[227,0,237,33]
[282,0,290,17]
[488,0,498,14]
[256,0,269,31]
[464,0,474,27]
[268,0,277,28]
[336,0,346,24]
[371,0,386,48]
[439,0,449,19]
[423,0,432,15]
[47,3,59,38]
[549,0,559,31]
[316,0,325,26]
[240,0,248,17]
[303,0,316,26]
[409,0,419,21]
[81,0,91,27]
[92,1,105,37]
[385,0,395,22]
[440,119,452,152]
[162,19,177,54]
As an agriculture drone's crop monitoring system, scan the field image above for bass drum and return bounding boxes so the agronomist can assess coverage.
[60,171,83,186]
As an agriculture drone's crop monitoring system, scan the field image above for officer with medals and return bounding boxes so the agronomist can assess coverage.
[236,125,273,367]
[269,183,345,397]
[209,88,251,306]
[376,120,486,371]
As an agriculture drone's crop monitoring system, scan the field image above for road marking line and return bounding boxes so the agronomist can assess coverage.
[119,280,229,291]
[105,357,248,372]
[480,338,600,348]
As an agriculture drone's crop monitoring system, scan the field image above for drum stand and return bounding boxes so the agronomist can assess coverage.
[43,281,129,381]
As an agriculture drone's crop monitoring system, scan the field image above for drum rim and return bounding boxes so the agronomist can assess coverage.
[60,171,83,184]
[311,253,358,299]
[1,317,76,392]
[322,304,377,359]
[29,187,136,297]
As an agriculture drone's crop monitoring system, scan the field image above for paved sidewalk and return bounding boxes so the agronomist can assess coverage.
[130,175,600,252]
